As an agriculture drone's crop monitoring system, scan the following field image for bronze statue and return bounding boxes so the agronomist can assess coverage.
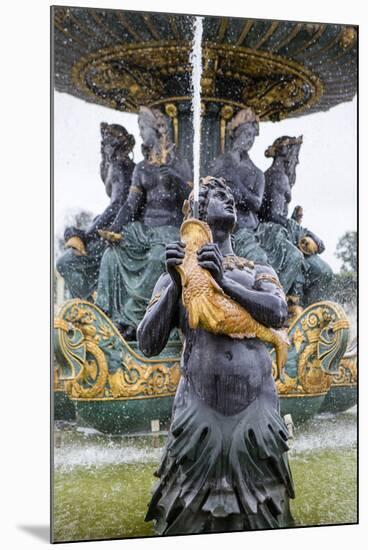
[56,123,135,299]
[95,106,192,339]
[258,135,333,305]
[209,108,268,263]
[138,177,294,535]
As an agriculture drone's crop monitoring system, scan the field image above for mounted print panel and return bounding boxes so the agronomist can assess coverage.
[51,5,357,543]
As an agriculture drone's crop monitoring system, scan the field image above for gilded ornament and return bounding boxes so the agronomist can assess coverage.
[176,218,289,377]
[65,236,87,256]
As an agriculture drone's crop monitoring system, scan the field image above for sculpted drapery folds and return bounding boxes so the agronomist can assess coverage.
[56,123,136,300]
[138,177,294,535]
[95,106,192,339]
[209,108,269,264]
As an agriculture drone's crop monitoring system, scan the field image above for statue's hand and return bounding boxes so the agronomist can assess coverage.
[197,243,224,284]
[98,229,123,243]
[166,241,186,289]
[65,236,87,256]
[298,236,318,256]
[159,165,182,184]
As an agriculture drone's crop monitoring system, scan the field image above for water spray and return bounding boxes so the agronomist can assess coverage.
[190,15,204,218]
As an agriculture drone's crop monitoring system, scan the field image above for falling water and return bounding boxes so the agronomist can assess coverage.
[189,16,204,213]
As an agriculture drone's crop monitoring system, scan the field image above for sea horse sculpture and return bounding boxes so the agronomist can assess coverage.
[177,217,289,375]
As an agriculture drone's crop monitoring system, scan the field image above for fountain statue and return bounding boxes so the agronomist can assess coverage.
[95,106,192,340]
[56,123,135,300]
[138,177,294,534]
[53,11,354,437]
[258,135,333,306]
[209,108,268,263]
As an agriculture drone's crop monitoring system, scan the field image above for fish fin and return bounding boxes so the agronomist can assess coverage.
[187,295,225,332]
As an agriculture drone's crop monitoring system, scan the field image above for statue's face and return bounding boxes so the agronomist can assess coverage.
[233,122,258,152]
[205,185,237,230]
[101,136,121,159]
[138,117,158,148]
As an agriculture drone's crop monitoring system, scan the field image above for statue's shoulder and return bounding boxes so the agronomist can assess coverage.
[254,263,284,292]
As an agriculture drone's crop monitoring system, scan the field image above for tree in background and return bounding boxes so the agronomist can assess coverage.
[328,230,357,310]
[335,231,357,272]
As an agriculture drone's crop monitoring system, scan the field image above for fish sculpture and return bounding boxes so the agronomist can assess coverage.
[176,218,289,376]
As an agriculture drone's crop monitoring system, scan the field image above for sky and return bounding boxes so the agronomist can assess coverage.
[54,92,357,272]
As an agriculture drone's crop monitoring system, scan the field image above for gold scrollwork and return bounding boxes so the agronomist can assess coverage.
[71,42,323,121]
[275,303,350,396]
[108,357,181,399]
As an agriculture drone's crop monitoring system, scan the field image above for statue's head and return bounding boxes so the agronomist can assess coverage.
[184,176,237,231]
[265,135,303,185]
[138,106,170,149]
[100,122,135,158]
[227,108,260,152]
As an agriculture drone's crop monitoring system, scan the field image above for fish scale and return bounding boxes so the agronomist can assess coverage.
[176,218,288,376]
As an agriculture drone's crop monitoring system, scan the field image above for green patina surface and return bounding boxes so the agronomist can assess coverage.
[52,409,357,543]
[320,387,357,414]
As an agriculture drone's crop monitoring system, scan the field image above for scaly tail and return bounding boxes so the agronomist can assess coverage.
[187,295,226,332]
[259,328,289,382]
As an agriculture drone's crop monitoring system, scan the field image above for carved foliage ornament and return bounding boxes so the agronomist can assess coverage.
[71,42,323,121]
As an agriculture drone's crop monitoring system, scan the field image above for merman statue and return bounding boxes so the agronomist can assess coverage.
[138,177,294,535]
[96,106,192,339]
[56,123,135,300]
[209,108,268,264]
[258,135,333,306]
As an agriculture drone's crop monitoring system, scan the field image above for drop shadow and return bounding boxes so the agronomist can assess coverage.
[17,525,50,543]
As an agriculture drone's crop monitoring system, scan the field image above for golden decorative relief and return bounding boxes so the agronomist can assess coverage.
[65,236,87,256]
[108,358,181,399]
[339,27,357,50]
[293,326,305,353]
[275,303,350,396]
[298,236,318,256]
[330,355,357,387]
[71,42,323,120]
[54,300,182,400]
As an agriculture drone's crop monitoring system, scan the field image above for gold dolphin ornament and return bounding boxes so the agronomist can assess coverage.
[176,218,289,376]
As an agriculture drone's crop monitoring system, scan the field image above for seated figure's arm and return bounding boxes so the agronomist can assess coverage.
[109,167,146,233]
[242,170,265,213]
[86,166,132,238]
[137,273,180,357]
[160,158,193,199]
[221,265,288,328]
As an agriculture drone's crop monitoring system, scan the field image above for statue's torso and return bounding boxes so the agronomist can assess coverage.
[136,159,188,228]
[178,265,276,415]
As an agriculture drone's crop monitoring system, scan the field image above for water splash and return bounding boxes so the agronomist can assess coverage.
[189,16,204,211]
[290,408,357,456]
[54,431,163,471]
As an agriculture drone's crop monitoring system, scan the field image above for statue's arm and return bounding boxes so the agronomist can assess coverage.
[263,173,289,226]
[220,265,288,328]
[160,158,193,198]
[137,273,180,357]
[108,166,146,233]
[85,165,132,238]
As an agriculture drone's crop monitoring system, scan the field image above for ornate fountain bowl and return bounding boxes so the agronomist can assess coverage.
[54,299,352,432]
